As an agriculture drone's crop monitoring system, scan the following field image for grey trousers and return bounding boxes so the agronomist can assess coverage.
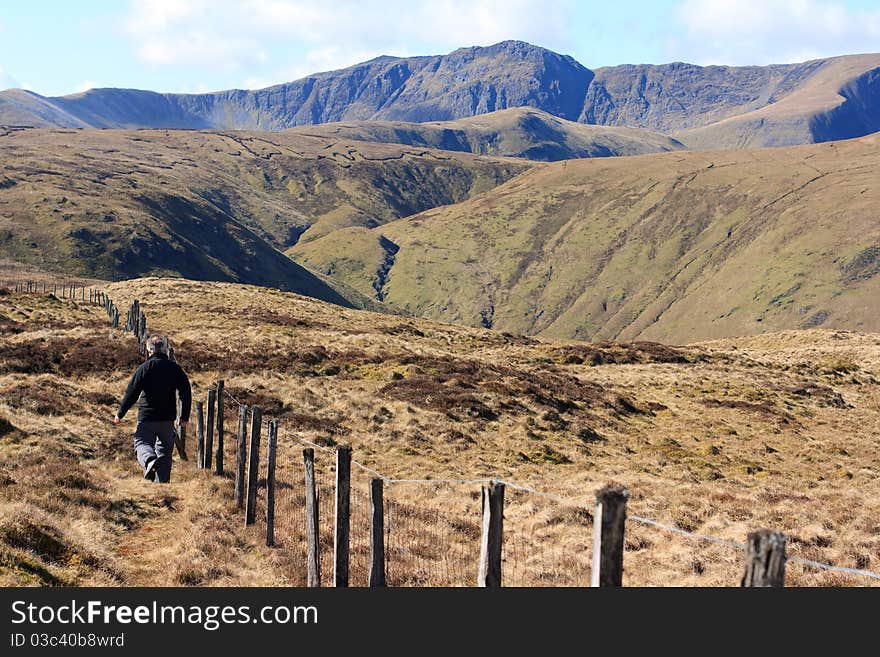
[134,420,175,483]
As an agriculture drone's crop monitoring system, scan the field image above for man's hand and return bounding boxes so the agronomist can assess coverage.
[113,415,121,425]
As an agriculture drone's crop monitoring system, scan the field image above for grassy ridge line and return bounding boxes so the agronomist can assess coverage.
[287,107,686,160]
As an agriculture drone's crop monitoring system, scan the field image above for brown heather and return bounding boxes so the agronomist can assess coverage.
[1,276,879,586]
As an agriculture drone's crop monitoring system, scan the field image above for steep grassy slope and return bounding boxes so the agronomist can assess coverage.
[2,279,879,586]
[0,89,92,128]
[0,126,525,285]
[289,107,685,160]
[2,43,878,149]
[298,134,880,342]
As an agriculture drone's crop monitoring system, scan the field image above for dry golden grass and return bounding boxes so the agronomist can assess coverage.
[1,276,879,586]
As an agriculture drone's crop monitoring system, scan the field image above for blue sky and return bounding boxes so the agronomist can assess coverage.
[1,1,879,96]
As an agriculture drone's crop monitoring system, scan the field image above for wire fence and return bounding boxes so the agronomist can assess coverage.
[7,279,880,587]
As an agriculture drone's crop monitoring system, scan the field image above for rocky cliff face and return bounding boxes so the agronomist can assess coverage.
[582,60,825,132]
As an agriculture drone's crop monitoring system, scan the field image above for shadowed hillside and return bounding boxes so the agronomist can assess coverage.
[0,126,525,288]
[672,55,880,148]
[1,278,879,586]
[296,134,880,342]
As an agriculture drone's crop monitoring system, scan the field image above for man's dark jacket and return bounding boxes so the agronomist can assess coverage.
[117,352,192,423]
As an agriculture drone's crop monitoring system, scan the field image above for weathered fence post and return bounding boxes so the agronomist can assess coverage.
[741,530,786,587]
[138,312,147,355]
[369,477,386,587]
[265,419,278,547]
[478,481,505,587]
[304,448,321,587]
[334,444,352,587]
[195,401,205,469]
[204,388,216,470]
[214,379,225,475]
[591,485,629,587]
[175,397,187,460]
[245,406,262,526]
[234,405,248,509]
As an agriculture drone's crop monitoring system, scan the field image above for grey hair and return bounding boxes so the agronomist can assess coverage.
[146,333,168,355]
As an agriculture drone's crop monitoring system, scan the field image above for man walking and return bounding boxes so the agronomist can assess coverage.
[114,334,192,483]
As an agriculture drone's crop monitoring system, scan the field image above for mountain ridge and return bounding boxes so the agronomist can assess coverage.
[2,41,879,150]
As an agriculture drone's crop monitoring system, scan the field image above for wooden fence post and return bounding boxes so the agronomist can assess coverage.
[478,481,505,587]
[195,401,205,469]
[591,485,629,587]
[175,397,187,460]
[204,388,216,470]
[741,530,786,587]
[265,419,278,546]
[214,379,225,475]
[139,312,147,354]
[334,444,352,587]
[369,477,386,587]
[245,406,262,526]
[304,448,321,587]
[234,405,248,509]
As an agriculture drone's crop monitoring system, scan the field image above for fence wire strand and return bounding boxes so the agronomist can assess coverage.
[274,427,880,584]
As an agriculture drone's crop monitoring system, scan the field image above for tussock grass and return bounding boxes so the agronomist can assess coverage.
[1,277,879,586]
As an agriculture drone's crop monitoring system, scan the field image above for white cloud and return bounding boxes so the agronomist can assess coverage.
[0,65,20,90]
[123,0,573,88]
[74,80,99,93]
[673,0,880,65]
